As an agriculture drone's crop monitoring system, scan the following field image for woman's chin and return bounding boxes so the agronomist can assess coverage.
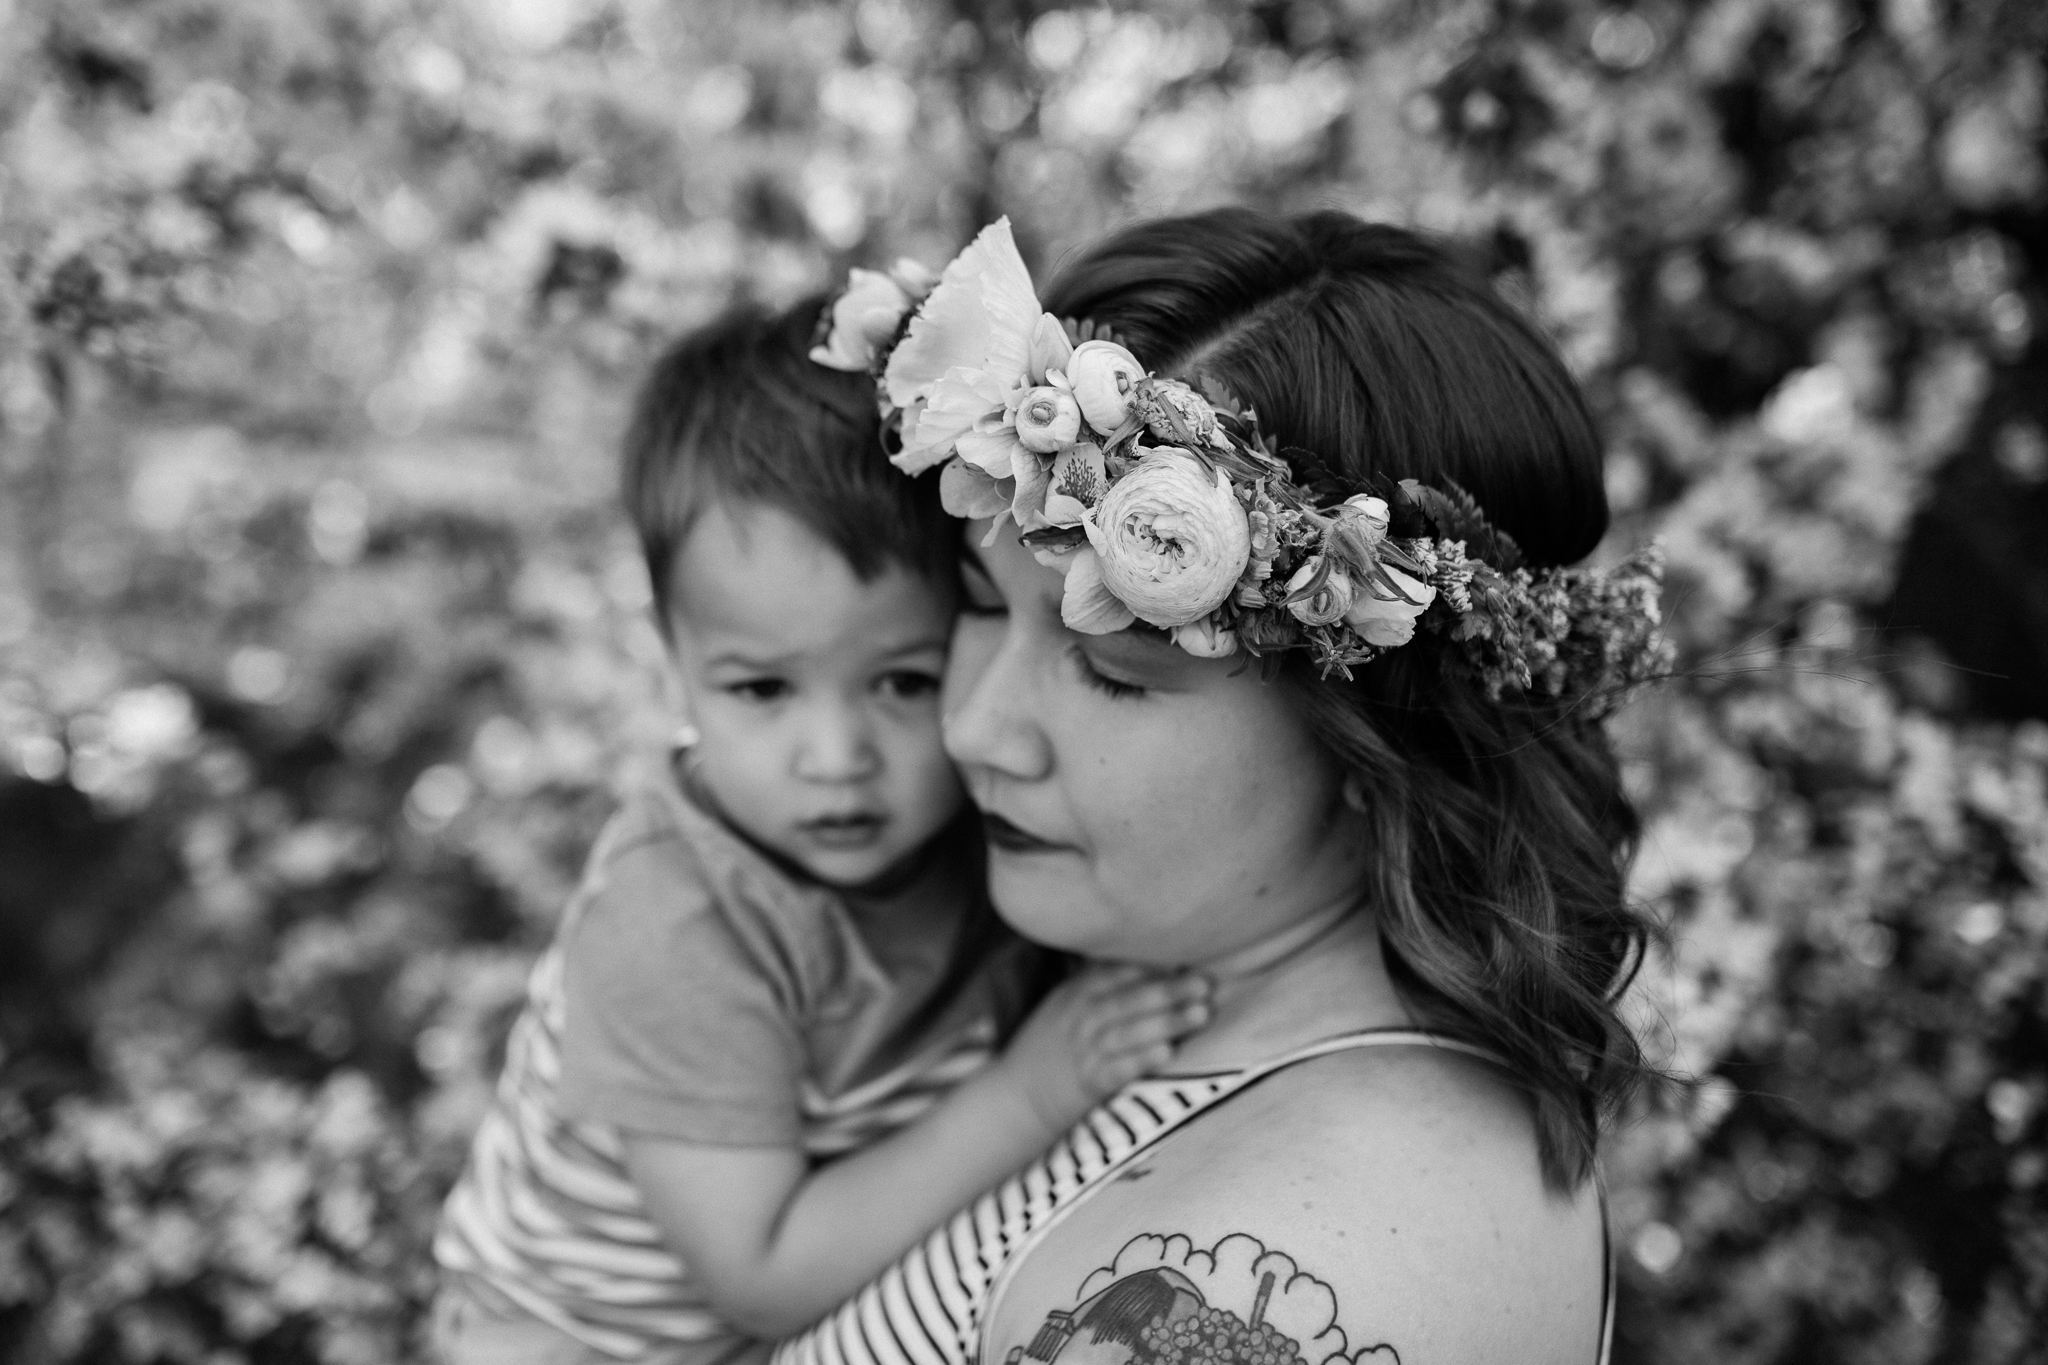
[986,856,1106,953]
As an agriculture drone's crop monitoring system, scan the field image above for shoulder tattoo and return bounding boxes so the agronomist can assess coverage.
[997,1233,1400,1365]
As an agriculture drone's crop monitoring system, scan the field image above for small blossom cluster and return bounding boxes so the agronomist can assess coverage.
[1447,543,1673,711]
[1135,1303,1306,1365]
[812,218,1668,707]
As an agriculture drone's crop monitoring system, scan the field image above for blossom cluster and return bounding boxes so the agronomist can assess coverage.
[1136,1303,1306,1365]
[813,219,1670,704]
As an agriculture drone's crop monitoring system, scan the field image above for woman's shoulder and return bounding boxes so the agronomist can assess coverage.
[983,1044,1607,1365]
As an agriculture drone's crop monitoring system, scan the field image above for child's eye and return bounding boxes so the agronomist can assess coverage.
[726,678,789,703]
[878,670,942,701]
[1069,645,1147,701]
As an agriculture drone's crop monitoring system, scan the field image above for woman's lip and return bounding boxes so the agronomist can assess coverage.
[980,810,1069,854]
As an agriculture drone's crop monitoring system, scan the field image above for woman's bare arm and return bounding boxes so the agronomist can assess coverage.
[981,1048,1607,1365]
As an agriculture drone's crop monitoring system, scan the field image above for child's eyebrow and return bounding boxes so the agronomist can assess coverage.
[702,636,946,672]
[875,635,949,658]
[703,650,791,671]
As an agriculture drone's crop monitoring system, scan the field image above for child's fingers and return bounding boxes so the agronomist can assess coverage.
[1068,961,1153,1002]
[1078,971,1211,1035]
[1087,997,1212,1061]
[1088,1034,1181,1091]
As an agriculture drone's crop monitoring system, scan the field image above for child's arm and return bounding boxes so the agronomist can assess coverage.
[620,962,1210,1338]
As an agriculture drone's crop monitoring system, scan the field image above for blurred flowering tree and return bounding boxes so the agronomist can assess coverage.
[1,0,2044,1362]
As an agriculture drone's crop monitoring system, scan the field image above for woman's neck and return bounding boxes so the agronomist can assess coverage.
[1167,895,1415,1071]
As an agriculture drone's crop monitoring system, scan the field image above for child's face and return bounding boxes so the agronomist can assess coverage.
[664,500,962,888]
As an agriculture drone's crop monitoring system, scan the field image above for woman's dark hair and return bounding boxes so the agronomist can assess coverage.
[622,295,955,632]
[1042,209,1650,1190]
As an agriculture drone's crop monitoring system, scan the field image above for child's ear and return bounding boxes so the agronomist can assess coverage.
[665,679,702,756]
[660,660,701,744]
[647,623,702,744]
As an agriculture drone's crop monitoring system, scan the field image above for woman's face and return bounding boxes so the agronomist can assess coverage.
[944,521,1372,965]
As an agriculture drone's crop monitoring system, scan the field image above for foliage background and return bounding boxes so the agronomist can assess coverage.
[2,0,2045,1361]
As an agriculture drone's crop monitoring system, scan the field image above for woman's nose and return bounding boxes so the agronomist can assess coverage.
[793,700,881,783]
[941,630,1052,782]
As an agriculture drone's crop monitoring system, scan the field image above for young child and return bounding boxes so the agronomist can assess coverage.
[431,300,1212,1364]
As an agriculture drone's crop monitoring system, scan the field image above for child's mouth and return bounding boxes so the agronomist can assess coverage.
[800,813,887,849]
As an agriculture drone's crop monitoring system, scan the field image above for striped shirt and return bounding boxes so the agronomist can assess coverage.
[771,1030,1616,1365]
[435,760,1044,1360]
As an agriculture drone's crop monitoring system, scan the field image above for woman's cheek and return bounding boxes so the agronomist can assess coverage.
[1073,721,1200,875]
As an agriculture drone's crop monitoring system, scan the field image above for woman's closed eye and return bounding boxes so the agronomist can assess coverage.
[1069,644,1147,701]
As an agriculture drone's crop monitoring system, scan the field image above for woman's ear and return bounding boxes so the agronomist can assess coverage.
[1341,771,1369,814]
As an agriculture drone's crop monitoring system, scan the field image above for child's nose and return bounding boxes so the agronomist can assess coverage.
[793,700,881,782]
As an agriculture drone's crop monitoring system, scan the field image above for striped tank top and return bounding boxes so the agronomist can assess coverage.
[772,1030,1616,1365]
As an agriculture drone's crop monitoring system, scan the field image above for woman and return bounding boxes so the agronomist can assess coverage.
[784,209,1661,1365]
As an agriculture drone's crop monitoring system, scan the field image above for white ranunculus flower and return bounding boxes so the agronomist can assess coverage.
[1066,340,1145,431]
[1082,449,1251,629]
[1012,385,1082,453]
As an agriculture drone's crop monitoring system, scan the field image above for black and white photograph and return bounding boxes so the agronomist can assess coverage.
[1,2,2043,1362]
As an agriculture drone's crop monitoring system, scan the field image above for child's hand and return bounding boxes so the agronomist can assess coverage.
[999,962,1213,1134]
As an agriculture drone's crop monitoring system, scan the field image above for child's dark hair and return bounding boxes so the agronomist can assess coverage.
[1042,209,1652,1192]
[622,296,955,630]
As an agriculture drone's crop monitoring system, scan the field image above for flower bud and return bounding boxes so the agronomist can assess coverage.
[1344,566,1437,647]
[1341,495,1391,537]
[1014,386,1082,453]
[1068,340,1145,431]
[1172,617,1239,658]
[1284,557,1355,627]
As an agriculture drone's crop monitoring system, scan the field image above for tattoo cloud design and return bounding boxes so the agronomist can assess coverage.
[1008,1233,1398,1365]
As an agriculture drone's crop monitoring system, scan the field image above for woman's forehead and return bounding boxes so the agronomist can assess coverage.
[968,523,1060,600]
[967,525,1201,668]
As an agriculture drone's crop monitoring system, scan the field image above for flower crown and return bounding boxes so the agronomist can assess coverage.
[811,219,1670,710]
